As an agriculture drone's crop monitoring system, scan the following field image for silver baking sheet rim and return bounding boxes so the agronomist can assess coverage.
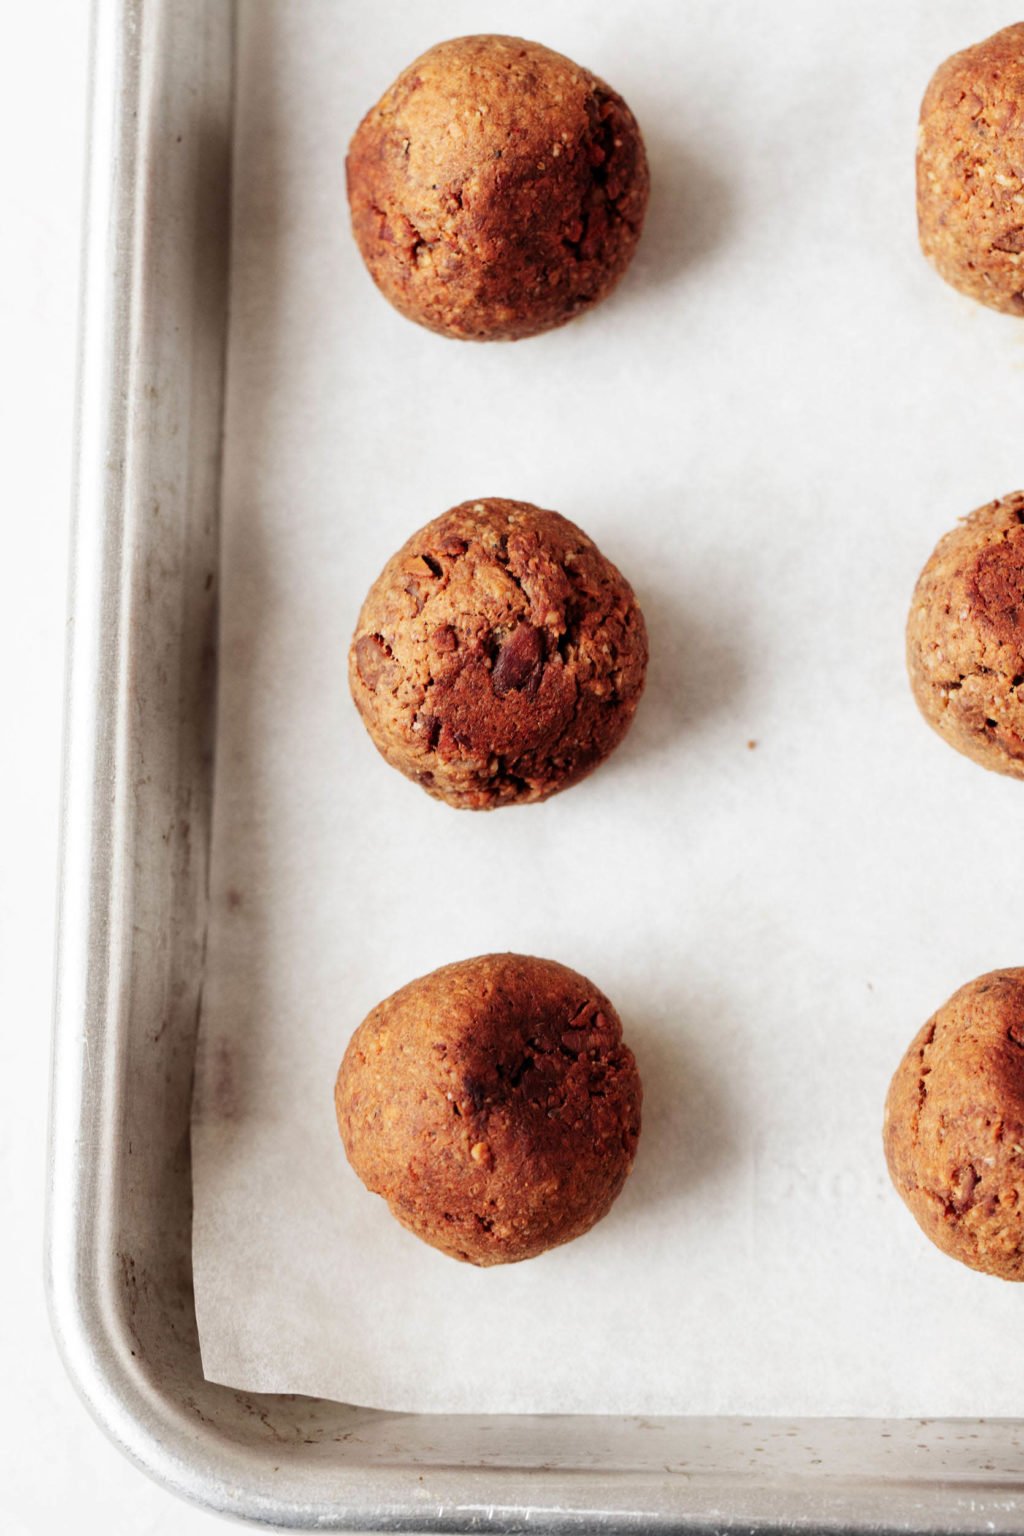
[44,0,1024,1527]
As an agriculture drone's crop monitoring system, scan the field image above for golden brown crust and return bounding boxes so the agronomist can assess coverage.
[883,969,1024,1280]
[906,492,1024,778]
[348,498,648,809]
[917,24,1024,315]
[335,953,643,1265]
[346,34,649,341]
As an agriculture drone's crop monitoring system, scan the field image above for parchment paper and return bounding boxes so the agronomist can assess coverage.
[192,0,1024,1416]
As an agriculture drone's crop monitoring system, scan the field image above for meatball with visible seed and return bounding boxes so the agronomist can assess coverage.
[348,497,648,809]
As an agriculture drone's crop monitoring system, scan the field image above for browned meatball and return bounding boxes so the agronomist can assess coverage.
[348,498,648,810]
[906,491,1024,778]
[346,34,649,340]
[884,969,1024,1280]
[335,954,643,1265]
[918,24,1024,315]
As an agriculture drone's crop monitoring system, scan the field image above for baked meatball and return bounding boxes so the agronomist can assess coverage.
[918,24,1024,315]
[348,498,648,809]
[335,954,643,1265]
[884,969,1024,1280]
[907,491,1024,778]
[346,34,649,340]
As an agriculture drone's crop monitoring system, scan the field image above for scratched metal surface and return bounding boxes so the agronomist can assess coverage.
[44,0,1024,1527]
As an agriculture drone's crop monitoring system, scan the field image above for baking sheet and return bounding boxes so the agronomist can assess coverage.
[192,0,1024,1416]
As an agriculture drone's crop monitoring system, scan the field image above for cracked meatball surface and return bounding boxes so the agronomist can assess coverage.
[917,24,1024,316]
[348,498,648,809]
[884,969,1024,1280]
[907,492,1024,778]
[335,953,643,1266]
[346,34,649,341]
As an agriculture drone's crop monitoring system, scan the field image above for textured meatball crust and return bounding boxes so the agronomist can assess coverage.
[335,953,643,1265]
[907,491,1024,778]
[917,24,1024,315]
[346,34,649,340]
[349,498,648,809]
[884,969,1024,1280]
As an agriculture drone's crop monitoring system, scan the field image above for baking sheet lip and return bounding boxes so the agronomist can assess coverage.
[42,0,1024,1527]
[40,0,217,1511]
[44,0,145,1466]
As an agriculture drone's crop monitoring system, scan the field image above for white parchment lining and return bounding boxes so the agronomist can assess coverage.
[192,0,1024,1415]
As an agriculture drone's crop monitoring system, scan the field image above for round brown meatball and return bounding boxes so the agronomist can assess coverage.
[917,24,1024,315]
[348,498,648,810]
[907,491,1024,778]
[884,969,1024,1280]
[345,34,649,341]
[335,954,643,1266]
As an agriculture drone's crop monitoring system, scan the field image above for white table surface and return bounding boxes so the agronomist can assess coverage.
[0,5,226,1531]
